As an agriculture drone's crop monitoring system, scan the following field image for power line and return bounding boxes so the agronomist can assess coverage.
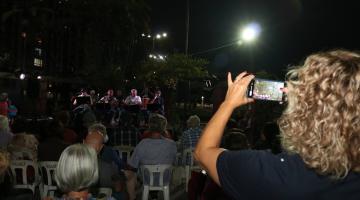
[190,40,239,56]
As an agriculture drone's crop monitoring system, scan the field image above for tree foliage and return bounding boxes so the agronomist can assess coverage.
[136,54,209,89]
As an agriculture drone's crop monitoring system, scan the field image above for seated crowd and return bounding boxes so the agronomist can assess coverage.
[1,105,238,200]
[2,49,358,200]
[0,100,278,200]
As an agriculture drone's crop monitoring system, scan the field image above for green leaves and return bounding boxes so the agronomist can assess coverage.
[136,54,209,89]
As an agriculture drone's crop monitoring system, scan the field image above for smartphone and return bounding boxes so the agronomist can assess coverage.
[247,78,285,101]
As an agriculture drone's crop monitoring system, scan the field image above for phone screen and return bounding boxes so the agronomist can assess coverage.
[247,78,284,101]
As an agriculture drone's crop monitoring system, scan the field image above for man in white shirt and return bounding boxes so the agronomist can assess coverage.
[124,89,142,105]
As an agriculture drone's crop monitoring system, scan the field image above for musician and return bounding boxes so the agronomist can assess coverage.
[89,89,98,106]
[72,89,90,106]
[150,90,163,105]
[99,89,118,104]
[150,90,164,115]
[124,89,142,105]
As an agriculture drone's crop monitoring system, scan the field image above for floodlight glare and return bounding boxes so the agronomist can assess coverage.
[159,55,164,60]
[156,34,161,39]
[37,75,42,80]
[241,23,261,42]
[19,73,26,80]
[162,33,167,37]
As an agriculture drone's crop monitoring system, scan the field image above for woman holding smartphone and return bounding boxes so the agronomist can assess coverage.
[194,50,360,200]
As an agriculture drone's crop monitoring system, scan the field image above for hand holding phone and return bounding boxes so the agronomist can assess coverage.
[247,78,285,102]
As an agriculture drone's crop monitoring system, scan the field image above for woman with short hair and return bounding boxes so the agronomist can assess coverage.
[54,144,99,200]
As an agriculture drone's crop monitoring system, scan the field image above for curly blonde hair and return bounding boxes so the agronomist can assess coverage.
[278,50,360,179]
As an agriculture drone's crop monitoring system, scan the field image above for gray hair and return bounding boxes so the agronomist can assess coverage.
[148,114,167,134]
[55,144,98,193]
[187,115,201,128]
[87,123,108,143]
[0,115,10,132]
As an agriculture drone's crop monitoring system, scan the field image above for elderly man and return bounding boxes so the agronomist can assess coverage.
[124,114,177,200]
[84,123,126,199]
[124,89,142,105]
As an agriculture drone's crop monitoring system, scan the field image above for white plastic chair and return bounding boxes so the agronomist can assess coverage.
[171,152,185,188]
[9,160,39,194]
[183,147,201,192]
[113,145,134,163]
[97,187,113,199]
[140,164,172,200]
[38,161,58,198]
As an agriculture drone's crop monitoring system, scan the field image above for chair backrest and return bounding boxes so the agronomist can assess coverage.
[97,187,112,199]
[182,147,195,166]
[38,161,57,187]
[140,164,172,188]
[38,161,58,198]
[9,159,39,193]
[113,145,134,163]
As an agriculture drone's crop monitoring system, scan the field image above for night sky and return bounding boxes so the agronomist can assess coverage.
[148,0,360,78]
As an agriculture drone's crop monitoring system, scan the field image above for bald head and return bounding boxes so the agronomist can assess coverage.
[84,132,104,154]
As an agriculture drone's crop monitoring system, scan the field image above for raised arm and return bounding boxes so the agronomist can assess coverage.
[194,72,254,185]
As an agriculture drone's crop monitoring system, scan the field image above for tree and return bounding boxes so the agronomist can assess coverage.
[136,54,209,89]
[136,53,209,121]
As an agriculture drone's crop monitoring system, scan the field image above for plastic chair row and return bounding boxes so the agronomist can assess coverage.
[9,160,58,198]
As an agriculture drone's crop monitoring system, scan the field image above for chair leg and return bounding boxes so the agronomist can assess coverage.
[43,187,48,198]
[185,167,190,192]
[142,186,149,200]
[164,187,170,200]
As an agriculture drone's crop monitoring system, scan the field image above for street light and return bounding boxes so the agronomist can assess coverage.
[149,54,166,61]
[240,22,261,43]
[151,32,168,50]
[19,73,26,80]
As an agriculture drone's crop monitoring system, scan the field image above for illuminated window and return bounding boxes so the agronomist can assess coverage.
[34,58,43,67]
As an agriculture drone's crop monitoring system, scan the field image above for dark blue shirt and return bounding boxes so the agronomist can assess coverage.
[217,150,360,200]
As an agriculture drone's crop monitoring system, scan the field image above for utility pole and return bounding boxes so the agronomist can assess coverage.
[185,0,189,55]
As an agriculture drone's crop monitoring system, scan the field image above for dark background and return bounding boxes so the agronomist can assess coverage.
[148,0,360,77]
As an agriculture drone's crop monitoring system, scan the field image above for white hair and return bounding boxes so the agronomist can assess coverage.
[187,115,201,128]
[87,123,108,143]
[55,144,98,193]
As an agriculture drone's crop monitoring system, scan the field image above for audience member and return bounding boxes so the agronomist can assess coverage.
[84,130,127,199]
[0,150,12,199]
[87,123,125,172]
[125,114,177,200]
[254,121,281,154]
[72,104,96,141]
[180,115,202,154]
[38,120,69,161]
[0,93,8,117]
[140,113,173,140]
[8,133,38,161]
[195,50,360,200]
[55,110,78,144]
[53,144,99,200]
[0,115,13,149]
